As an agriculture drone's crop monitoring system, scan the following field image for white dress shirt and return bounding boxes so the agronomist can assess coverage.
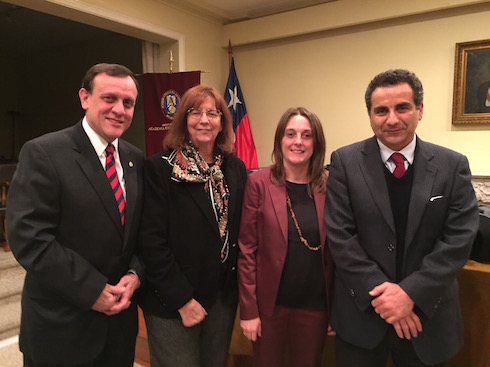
[82,117,126,198]
[378,134,416,174]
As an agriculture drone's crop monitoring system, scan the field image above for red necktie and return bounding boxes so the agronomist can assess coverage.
[105,144,125,225]
[390,152,406,179]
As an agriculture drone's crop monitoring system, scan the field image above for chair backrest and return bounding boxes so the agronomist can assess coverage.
[470,204,490,263]
[0,163,17,182]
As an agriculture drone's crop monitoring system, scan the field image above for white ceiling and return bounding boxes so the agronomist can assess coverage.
[163,0,335,23]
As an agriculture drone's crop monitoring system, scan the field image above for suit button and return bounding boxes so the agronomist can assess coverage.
[387,244,395,252]
[349,289,356,297]
[231,266,236,271]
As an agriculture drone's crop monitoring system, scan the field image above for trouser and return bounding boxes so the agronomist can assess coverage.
[144,295,237,367]
[253,306,328,367]
[335,328,447,367]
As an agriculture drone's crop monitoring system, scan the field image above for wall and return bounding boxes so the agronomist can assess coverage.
[4,0,490,175]
[4,33,143,153]
[223,0,490,174]
[3,0,227,155]
[27,0,227,87]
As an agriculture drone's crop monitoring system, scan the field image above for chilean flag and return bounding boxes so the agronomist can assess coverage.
[225,58,258,169]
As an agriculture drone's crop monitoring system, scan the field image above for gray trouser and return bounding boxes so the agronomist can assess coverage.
[144,295,237,367]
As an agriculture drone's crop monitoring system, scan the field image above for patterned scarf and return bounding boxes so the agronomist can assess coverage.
[171,142,230,262]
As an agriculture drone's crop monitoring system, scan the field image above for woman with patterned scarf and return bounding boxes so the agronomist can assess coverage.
[138,85,247,367]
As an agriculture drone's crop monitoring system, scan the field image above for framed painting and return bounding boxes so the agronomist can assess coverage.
[452,39,490,124]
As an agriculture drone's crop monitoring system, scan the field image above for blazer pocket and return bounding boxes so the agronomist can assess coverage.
[429,195,444,202]
[425,194,448,215]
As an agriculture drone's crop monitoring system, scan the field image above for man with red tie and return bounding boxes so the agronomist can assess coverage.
[325,69,479,367]
[7,63,144,367]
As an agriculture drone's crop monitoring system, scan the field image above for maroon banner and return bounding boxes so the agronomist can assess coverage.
[142,71,200,157]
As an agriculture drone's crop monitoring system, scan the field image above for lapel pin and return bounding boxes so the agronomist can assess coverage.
[129,161,134,168]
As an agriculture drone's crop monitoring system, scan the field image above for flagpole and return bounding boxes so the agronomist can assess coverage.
[169,50,174,73]
[228,40,233,70]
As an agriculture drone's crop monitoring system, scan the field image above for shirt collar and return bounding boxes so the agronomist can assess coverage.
[377,134,416,165]
[82,117,119,157]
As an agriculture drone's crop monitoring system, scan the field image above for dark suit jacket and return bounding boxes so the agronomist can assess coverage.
[238,166,334,321]
[7,122,144,364]
[138,150,247,317]
[324,136,479,365]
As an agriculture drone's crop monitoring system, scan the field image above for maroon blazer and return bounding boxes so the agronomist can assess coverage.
[238,166,334,321]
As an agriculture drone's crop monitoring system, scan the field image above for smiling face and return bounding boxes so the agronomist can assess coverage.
[281,114,314,171]
[186,96,223,153]
[369,82,423,151]
[79,72,137,143]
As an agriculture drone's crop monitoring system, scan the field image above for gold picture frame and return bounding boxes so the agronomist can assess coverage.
[452,39,490,124]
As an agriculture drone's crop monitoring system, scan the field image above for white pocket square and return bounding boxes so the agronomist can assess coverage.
[430,195,444,202]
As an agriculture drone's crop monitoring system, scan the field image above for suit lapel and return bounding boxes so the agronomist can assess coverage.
[269,183,325,249]
[71,123,124,238]
[269,183,288,244]
[405,139,437,249]
[185,175,220,238]
[185,156,242,237]
[360,137,396,233]
[119,141,138,245]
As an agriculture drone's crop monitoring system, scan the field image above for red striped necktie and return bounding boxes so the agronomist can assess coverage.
[105,144,125,225]
[390,152,406,179]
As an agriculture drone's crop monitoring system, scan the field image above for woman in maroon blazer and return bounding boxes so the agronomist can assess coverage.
[238,107,334,367]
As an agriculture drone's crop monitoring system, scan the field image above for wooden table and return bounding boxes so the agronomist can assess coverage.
[449,260,490,367]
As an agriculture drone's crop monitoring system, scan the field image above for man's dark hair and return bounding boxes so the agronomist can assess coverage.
[365,69,423,113]
[81,63,138,93]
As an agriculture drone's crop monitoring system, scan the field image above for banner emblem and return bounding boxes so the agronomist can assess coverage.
[161,90,180,119]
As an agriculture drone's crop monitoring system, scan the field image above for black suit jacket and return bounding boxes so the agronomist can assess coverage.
[325,136,479,365]
[7,122,144,364]
[138,150,247,318]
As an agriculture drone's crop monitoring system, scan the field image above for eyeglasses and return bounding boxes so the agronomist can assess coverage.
[186,107,222,120]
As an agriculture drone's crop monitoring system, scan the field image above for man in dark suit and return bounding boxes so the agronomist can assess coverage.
[325,69,479,367]
[7,63,144,367]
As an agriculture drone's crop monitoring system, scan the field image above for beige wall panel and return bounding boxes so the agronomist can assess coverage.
[227,9,490,174]
[6,0,490,174]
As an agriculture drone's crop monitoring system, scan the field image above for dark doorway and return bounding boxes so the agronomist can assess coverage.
[0,2,145,161]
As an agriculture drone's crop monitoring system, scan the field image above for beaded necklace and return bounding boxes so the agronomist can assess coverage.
[286,192,321,251]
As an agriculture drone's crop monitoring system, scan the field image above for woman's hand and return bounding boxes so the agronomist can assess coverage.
[240,317,261,342]
[178,298,207,327]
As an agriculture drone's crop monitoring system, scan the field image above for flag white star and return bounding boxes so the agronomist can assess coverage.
[227,86,242,111]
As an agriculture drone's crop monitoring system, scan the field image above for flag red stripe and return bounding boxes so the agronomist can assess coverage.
[234,114,258,169]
